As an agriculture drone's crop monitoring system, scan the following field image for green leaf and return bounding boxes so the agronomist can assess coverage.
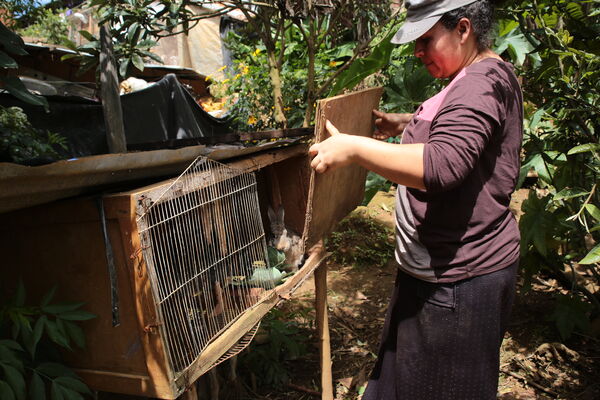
[35,363,72,379]
[14,280,26,307]
[26,316,47,357]
[57,388,83,400]
[42,302,85,315]
[30,372,46,400]
[494,28,533,66]
[77,30,96,42]
[0,50,17,68]
[53,377,91,395]
[549,294,591,340]
[44,320,71,350]
[330,28,395,95]
[585,204,600,222]
[60,54,78,62]
[568,143,600,155]
[62,322,85,349]
[50,381,64,400]
[497,19,519,37]
[267,247,286,270]
[1,364,25,400]
[131,54,145,72]
[0,340,23,353]
[56,311,95,322]
[140,50,163,64]
[553,187,589,201]
[2,77,49,110]
[137,39,157,48]
[520,153,553,186]
[119,59,130,78]
[519,190,552,256]
[0,348,22,370]
[527,107,545,131]
[0,23,28,56]
[0,380,16,400]
[579,243,600,265]
[40,287,57,308]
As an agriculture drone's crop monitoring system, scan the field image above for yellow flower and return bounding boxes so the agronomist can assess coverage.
[217,65,227,72]
[253,48,261,57]
[242,65,249,75]
[248,115,258,125]
[222,78,230,84]
[329,60,339,68]
[205,74,212,82]
[234,73,241,80]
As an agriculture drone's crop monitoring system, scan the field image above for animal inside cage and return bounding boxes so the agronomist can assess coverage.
[136,157,279,375]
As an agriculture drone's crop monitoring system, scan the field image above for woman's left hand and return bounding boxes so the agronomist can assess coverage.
[309,120,355,173]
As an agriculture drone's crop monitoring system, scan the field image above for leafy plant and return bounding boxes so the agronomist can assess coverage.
[0,21,49,109]
[500,0,600,339]
[327,212,395,269]
[0,106,67,164]
[17,7,69,44]
[362,171,393,206]
[239,308,308,388]
[0,282,95,399]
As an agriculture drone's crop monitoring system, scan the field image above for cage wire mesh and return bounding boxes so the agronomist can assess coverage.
[136,157,277,374]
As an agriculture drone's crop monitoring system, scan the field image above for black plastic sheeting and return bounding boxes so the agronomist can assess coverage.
[0,74,230,163]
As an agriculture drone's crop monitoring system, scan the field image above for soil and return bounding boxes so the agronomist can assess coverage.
[242,188,600,400]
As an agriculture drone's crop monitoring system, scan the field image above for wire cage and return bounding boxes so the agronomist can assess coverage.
[136,157,277,375]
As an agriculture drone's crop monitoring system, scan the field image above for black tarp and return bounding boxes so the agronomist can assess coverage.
[0,74,230,162]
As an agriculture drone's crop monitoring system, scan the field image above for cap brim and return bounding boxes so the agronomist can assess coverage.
[391,15,442,44]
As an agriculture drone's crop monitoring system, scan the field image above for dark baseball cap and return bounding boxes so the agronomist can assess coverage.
[392,0,479,44]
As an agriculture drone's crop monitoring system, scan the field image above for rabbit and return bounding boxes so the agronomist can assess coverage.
[267,206,304,272]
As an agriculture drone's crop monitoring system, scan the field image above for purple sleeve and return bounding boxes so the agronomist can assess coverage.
[423,77,504,193]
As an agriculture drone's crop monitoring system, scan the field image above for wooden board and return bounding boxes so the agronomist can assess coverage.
[0,141,308,214]
[302,87,383,248]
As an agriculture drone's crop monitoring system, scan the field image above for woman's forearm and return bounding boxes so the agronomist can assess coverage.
[349,136,425,190]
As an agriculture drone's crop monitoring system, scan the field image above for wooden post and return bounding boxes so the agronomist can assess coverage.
[99,25,127,153]
[314,243,333,400]
[178,382,198,400]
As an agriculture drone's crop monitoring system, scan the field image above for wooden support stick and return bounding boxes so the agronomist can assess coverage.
[314,242,333,400]
[99,25,127,154]
[178,381,198,400]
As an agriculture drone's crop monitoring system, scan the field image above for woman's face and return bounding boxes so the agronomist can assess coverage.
[414,19,474,79]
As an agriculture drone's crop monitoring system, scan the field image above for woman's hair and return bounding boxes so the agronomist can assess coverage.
[439,0,497,51]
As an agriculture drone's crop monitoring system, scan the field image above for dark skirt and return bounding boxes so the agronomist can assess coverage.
[362,261,518,400]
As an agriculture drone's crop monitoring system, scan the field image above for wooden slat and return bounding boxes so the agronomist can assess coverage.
[302,87,383,248]
[103,195,177,399]
[105,144,308,207]
[315,261,333,400]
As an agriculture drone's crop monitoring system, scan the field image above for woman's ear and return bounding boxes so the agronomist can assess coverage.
[457,18,472,44]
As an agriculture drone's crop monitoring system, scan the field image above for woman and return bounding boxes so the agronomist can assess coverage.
[309,0,522,399]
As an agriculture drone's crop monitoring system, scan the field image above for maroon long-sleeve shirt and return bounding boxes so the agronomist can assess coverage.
[395,58,523,282]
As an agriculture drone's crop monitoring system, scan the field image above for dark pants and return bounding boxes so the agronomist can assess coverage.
[362,261,518,400]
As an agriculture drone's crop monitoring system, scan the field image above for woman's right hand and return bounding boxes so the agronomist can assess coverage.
[372,110,413,140]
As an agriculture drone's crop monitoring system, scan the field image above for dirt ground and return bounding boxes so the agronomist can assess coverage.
[242,188,600,400]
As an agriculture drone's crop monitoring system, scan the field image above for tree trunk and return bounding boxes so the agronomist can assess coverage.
[302,25,317,128]
[267,50,287,128]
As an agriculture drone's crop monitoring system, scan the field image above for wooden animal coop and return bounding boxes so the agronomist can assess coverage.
[0,88,382,398]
